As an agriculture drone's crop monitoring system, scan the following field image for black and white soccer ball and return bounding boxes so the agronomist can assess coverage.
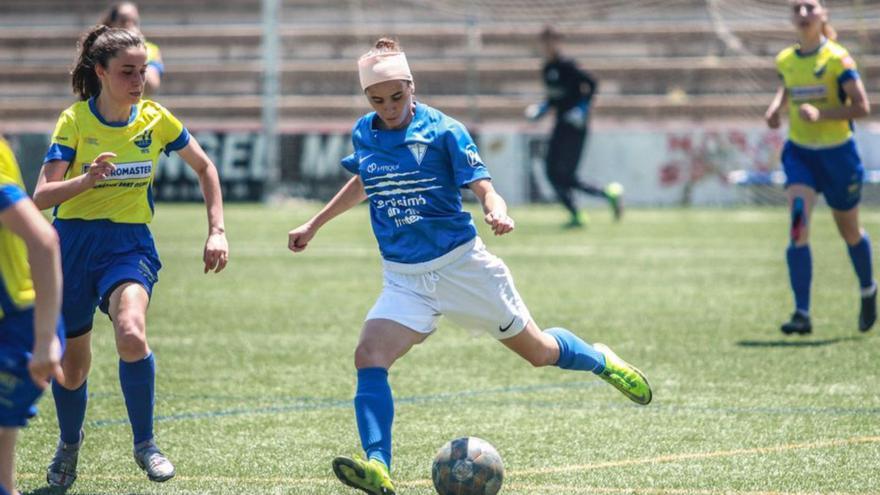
[431,436,504,495]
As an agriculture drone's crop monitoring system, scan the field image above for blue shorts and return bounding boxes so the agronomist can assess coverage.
[782,139,864,211]
[0,309,66,427]
[54,219,162,338]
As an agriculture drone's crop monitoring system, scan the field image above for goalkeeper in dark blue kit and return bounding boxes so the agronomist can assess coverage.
[527,25,622,227]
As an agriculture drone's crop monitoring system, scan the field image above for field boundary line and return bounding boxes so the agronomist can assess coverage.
[514,435,880,476]
[502,483,864,495]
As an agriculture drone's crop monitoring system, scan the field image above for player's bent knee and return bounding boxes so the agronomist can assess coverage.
[115,326,149,360]
[841,225,863,246]
[60,363,90,389]
[520,346,556,368]
[353,343,394,369]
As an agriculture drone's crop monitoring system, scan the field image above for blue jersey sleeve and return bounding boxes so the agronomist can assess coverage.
[164,128,191,155]
[148,60,165,76]
[43,143,76,164]
[341,152,358,174]
[444,120,491,188]
[838,68,859,85]
[0,184,26,212]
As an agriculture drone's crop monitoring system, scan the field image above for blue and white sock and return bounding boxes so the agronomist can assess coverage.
[354,367,394,469]
[545,327,606,374]
[119,353,156,445]
[52,379,87,445]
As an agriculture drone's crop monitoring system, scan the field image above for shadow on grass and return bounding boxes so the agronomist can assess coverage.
[737,335,865,347]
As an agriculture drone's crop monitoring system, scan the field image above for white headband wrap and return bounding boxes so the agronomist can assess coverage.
[358,51,413,90]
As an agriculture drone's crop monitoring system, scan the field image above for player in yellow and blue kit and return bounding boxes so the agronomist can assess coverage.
[32,25,229,487]
[102,2,163,95]
[765,0,873,335]
[0,137,65,495]
[288,38,651,495]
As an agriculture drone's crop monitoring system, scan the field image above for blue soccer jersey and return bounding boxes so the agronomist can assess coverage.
[342,103,491,264]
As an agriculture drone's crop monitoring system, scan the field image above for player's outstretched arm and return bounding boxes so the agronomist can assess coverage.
[524,101,549,121]
[288,176,366,253]
[765,86,787,129]
[0,198,64,389]
[469,179,514,237]
[32,153,117,210]
[177,138,229,273]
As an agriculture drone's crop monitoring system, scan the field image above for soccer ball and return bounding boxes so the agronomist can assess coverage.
[431,437,504,495]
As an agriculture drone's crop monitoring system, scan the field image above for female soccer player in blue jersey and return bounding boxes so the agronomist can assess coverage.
[287,38,652,495]
[0,137,65,495]
[32,25,229,487]
[765,0,873,335]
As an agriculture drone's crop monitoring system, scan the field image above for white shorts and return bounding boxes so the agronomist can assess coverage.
[366,237,531,340]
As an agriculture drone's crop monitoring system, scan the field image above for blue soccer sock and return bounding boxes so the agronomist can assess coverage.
[787,244,812,314]
[847,234,875,291]
[119,353,155,445]
[545,327,606,374]
[354,367,394,470]
[52,379,87,445]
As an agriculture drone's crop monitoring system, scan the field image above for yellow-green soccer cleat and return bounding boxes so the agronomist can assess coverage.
[594,343,652,405]
[332,456,396,495]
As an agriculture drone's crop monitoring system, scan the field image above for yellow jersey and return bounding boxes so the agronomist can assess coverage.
[146,40,164,76]
[44,98,190,224]
[776,39,860,148]
[0,137,35,318]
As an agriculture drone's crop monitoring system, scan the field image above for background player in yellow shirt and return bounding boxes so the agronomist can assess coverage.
[765,0,873,335]
[32,25,228,487]
[101,2,163,95]
[0,137,65,495]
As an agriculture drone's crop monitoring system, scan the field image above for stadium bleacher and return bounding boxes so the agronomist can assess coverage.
[0,0,878,131]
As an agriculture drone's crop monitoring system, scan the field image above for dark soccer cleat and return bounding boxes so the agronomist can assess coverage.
[780,312,812,335]
[859,286,877,332]
[47,430,83,488]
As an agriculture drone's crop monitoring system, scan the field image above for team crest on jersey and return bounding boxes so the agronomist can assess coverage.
[464,143,483,167]
[134,130,153,149]
[813,64,827,78]
[408,143,428,166]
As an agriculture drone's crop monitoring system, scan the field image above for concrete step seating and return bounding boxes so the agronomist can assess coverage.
[1,0,878,126]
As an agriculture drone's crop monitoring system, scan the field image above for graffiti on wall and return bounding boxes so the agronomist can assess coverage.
[658,129,785,205]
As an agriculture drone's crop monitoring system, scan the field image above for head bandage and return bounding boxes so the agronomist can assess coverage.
[358,51,413,90]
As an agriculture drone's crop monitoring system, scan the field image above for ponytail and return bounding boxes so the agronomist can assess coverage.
[817,0,837,41]
[822,22,837,41]
[71,25,144,100]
